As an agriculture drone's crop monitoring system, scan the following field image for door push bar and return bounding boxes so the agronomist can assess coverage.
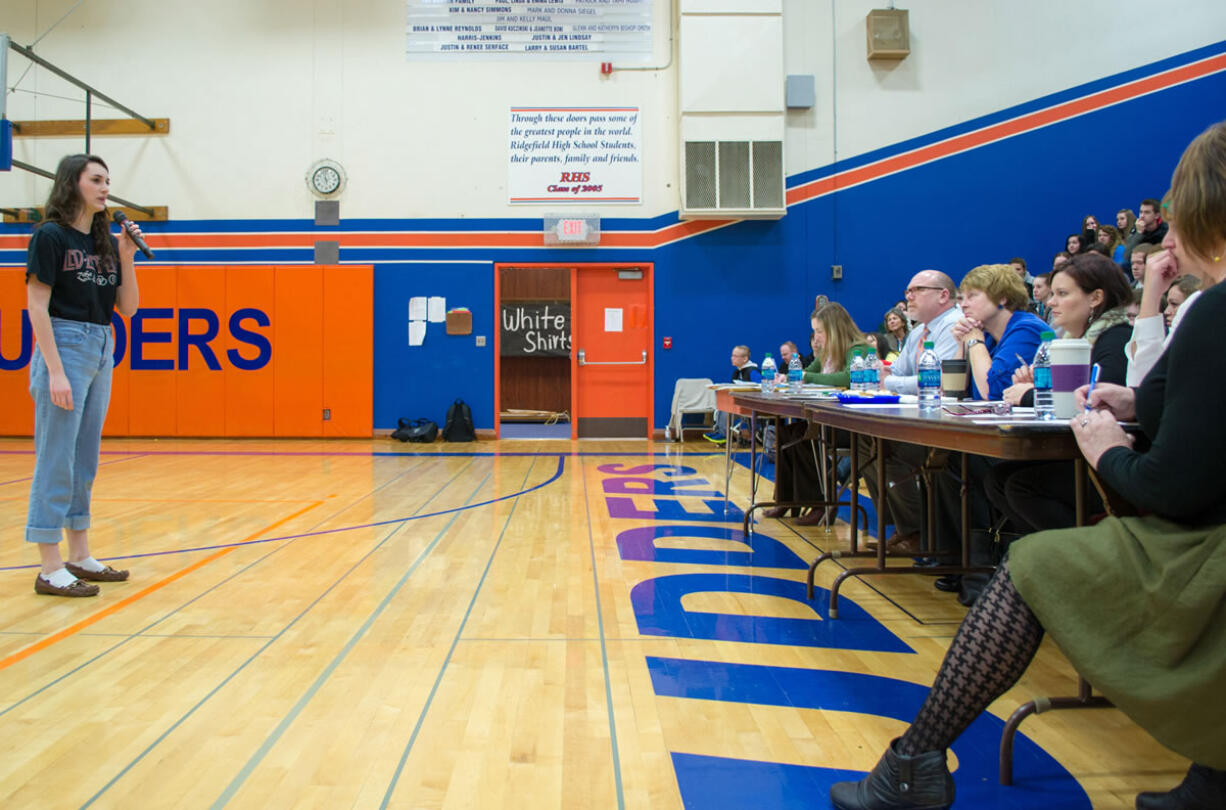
[577,349,648,366]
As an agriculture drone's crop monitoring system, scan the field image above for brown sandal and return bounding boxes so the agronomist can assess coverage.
[65,562,130,582]
[34,574,100,597]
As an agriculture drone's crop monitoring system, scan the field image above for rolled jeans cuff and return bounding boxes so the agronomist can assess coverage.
[25,526,63,544]
[66,514,92,531]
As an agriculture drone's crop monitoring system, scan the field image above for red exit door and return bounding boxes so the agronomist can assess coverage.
[571,265,653,438]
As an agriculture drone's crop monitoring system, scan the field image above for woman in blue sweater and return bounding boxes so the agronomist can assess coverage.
[952,264,1047,400]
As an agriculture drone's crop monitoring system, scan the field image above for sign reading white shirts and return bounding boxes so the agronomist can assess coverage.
[407,0,654,60]
[509,107,642,204]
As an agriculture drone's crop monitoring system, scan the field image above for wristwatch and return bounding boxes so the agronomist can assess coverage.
[965,338,983,351]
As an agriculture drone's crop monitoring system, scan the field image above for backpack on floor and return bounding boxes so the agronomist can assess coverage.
[391,418,438,443]
[442,399,476,442]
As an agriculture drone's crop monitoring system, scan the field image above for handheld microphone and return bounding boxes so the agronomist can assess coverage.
[112,211,155,259]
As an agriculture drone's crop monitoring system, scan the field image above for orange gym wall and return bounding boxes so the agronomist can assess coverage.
[0,265,373,437]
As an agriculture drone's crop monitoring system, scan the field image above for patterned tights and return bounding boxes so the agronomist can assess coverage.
[897,560,1045,756]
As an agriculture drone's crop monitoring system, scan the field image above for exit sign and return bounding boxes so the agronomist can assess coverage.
[543,213,600,247]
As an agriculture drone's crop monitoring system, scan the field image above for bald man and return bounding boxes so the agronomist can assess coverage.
[862,270,963,550]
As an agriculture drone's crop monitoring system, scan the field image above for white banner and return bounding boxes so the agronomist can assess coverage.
[407,0,654,60]
[508,107,642,204]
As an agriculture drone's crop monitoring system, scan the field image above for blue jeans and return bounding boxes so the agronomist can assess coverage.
[26,318,114,544]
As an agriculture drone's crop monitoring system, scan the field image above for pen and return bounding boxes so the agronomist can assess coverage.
[1082,362,1102,420]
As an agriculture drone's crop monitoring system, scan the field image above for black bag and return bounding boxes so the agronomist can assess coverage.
[391,417,438,443]
[442,399,476,442]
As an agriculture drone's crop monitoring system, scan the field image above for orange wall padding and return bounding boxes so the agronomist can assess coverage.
[0,265,373,437]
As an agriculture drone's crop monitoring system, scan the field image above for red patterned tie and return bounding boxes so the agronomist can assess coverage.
[915,326,930,367]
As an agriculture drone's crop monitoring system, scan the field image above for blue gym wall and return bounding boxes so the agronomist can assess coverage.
[3,41,1224,434]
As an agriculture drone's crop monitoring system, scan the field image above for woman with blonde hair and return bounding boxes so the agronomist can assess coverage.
[764,301,870,524]
[953,264,1047,400]
[802,301,870,386]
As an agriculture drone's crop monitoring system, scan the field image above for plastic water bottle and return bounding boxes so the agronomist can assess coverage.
[787,353,804,394]
[760,353,777,394]
[1032,330,1056,420]
[849,349,866,391]
[864,350,880,390]
[918,340,941,414]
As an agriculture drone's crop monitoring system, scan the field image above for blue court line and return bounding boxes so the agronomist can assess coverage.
[78,456,484,808]
[0,452,149,489]
[0,454,568,571]
[378,458,539,807]
[0,456,442,725]
[208,468,499,809]
[580,457,627,810]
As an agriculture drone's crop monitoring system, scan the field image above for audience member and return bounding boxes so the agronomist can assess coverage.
[1126,287,1142,326]
[1129,240,1161,284]
[1031,272,1053,321]
[1053,250,1071,269]
[1097,223,1125,263]
[766,303,869,525]
[953,264,1047,400]
[1008,257,1035,301]
[1121,197,1170,268]
[1127,218,1207,386]
[776,341,800,381]
[1080,214,1099,250]
[829,118,1226,810]
[860,270,962,551]
[1116,207,1137,238]
[1164,274,1201,328]
[992,252,1134,535]
[882,307,909,353]
[1065,233,1086,254]
[703,345,760,444]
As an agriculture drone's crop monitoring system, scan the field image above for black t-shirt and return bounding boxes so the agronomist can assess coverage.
[25,222,122,325]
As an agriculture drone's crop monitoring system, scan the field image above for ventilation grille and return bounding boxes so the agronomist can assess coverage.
[683,139,784,216]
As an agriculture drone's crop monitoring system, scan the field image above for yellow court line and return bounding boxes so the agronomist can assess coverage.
[0,501,323,673]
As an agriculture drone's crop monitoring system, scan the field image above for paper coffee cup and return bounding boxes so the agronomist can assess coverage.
[940,359,969,400]
[1049,338,1091,418]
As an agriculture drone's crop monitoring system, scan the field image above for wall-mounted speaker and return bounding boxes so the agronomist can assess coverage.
[866,9,909,61]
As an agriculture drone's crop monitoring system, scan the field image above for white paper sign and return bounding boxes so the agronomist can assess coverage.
[409,321,427,347]
[427,296,446,322]
[509,107,642,204]
[409,297,428,321]
[604,307,623,333]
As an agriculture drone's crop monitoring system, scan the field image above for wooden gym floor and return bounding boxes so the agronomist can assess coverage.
[0,437,1186,809]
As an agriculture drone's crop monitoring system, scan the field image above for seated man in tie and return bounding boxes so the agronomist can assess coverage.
[859,270,963,551]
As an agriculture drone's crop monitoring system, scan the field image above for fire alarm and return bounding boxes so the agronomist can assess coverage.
[663,337,672,349]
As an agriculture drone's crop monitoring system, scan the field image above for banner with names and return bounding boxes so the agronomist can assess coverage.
[407,0,654,60]
[509,107,641,204]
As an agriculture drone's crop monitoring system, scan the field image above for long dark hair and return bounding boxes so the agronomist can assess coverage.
[1051,252,1133,322]
[42,154,117,269]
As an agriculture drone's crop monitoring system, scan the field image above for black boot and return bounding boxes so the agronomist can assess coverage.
[829,738,954,809]
[1136,763,1226,810]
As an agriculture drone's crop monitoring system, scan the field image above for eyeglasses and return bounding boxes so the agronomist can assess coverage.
[904,285,944,297]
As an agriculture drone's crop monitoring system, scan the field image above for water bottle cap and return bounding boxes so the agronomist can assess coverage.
[764,352,772,357]
[1041,331,1055,340]
[923,340,934,349]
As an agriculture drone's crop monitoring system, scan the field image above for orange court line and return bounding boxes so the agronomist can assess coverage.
[0,500,323,672]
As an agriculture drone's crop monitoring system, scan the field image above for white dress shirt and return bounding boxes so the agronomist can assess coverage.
[885,305,964,395]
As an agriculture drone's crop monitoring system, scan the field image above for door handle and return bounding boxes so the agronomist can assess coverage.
[577,349,647,366]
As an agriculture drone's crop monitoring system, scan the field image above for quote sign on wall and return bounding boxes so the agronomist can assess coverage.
[501,302,571,357]
[509,107,642,204]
